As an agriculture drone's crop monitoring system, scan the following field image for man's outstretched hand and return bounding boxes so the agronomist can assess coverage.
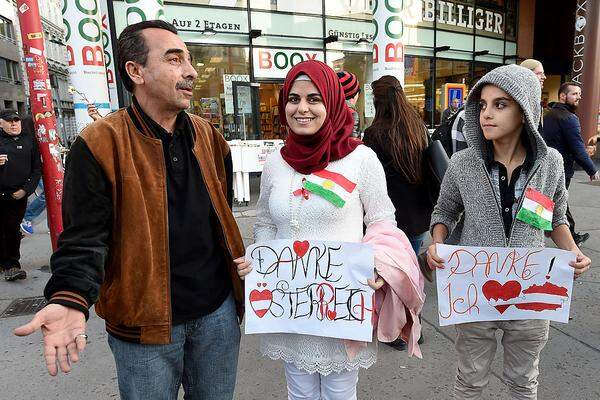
[14,304,87,376]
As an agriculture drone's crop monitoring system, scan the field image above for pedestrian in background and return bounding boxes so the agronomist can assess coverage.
[441,97,461,125]
[362,75,433,351]
[543,82,598,246]
[520,59,546,89]
[20,180,46,235]
[427,64,591,399]
[236,60,424,400]
[337,70,362,138]
[0,110,41,281]
[15,20,245,399]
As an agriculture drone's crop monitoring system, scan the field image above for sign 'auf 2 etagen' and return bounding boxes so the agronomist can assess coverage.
[244,239,375,342]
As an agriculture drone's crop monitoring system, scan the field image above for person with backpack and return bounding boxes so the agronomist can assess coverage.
[362,75,433,352]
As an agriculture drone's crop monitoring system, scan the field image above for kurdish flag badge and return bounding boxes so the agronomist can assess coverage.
[303,169,357,208]
[516,188,554,231]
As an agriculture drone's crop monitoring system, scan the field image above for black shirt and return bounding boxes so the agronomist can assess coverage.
[485,136,534,238]
[362,130,434,237]
[128,99,230,324]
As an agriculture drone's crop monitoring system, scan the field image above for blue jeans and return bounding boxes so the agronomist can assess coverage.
[408,232,427,255]
[108,292,241,400]
[24,181,46,222]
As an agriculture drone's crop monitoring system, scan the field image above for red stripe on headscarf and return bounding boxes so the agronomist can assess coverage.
[279,60,360,175]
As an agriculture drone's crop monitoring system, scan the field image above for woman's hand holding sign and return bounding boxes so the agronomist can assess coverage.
[367,270,385,290]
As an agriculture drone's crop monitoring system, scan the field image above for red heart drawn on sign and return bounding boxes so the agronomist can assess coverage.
[293,240,310,258]
[327,310,337,320]
[249,289,273,318]
[482,280,522,314]
[494,305,511,314]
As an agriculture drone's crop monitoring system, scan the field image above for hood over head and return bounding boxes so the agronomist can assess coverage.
[464,64,546,162]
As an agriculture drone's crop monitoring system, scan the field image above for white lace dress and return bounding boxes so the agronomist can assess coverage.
[253,145,397,375]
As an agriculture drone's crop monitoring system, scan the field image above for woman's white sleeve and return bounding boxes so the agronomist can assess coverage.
[253,157,278,242]
[359,149,397,227]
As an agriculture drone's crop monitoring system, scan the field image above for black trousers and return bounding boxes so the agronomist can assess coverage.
[565,177,576,236]
[0,197,27,269]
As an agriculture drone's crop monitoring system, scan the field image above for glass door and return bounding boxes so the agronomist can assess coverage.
[233,81,260,140]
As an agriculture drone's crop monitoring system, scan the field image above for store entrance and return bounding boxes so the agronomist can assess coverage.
[232,81,260,140]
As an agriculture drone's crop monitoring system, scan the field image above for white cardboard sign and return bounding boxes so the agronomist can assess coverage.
[435,245,576,326]
[244,239,375,342]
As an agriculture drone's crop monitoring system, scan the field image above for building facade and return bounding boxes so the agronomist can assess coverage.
[0,0,26,114]
[110,0,536,140]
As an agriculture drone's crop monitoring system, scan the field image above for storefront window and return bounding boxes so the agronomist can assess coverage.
[325,0,372,20]
[473,62,496,84]
[434,59,470,125]
[250,0,322,14]
[328,52,372,133]
[189,46,250,139]
[258,83,282,139]
[405,56,433,127]
[167,0,247,7]
[505,0,518,41]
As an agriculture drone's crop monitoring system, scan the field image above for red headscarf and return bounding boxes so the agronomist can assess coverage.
[279,60,360,175]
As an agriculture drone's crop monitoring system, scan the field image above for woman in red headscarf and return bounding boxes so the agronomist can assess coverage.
[235,61,424,399]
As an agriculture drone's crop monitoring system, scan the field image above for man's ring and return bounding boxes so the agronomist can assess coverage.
[74,334,88,341]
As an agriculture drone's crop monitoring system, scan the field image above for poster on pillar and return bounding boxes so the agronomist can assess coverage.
[244,239,375,342]
[99,0,119,111]
[435,244,576,327]
[62,0,111,133]
[125,0,165,25]
[372,0,411,84]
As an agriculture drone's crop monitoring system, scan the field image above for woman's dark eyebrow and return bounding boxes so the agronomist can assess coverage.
[307,93,322,97]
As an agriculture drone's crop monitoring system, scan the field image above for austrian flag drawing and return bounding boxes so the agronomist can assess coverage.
[516,188,554,231]
[303,169,357,208]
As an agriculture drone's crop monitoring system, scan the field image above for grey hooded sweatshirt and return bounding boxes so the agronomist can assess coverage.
[430,64,568,248]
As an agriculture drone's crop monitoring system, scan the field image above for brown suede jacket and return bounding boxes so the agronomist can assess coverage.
[44,109,245,344]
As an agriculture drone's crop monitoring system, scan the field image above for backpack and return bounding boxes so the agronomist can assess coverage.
[430,106,464,157]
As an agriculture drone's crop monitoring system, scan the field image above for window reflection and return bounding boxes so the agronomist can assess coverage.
[250,0,322,14]
[325,0,373,20]
[435,59,470,125]
[188,46,250,139]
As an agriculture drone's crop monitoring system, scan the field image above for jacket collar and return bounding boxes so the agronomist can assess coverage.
[551,102,576,114]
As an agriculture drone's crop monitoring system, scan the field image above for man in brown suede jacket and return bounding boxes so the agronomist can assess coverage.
[15,20,245,400]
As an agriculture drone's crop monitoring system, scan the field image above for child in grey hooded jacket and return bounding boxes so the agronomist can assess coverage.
[426,64,591,399]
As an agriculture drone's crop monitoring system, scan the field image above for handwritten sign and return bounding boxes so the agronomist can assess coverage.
[244,239,375,342]
[435,245,576,326]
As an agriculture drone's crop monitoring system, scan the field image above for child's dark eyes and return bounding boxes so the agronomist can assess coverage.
[479,101,508,110]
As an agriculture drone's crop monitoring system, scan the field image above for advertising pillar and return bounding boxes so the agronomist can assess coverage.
[16,0,64,250]
[571,0,600,144]
[62,0,111,133]
[99,0,119,111]
[125,0,165,24]
[372,1,407,84]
